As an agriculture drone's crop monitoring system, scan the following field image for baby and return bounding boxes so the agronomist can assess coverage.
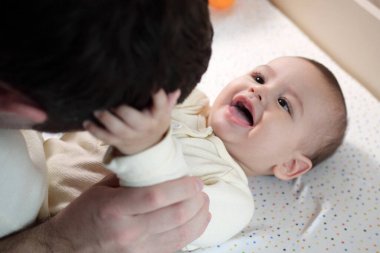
[49,56,348,250]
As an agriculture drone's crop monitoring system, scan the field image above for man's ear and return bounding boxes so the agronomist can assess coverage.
[0,82,47,123]
[273,153,312,181]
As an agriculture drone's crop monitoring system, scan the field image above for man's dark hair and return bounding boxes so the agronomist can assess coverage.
[0,0,213,132]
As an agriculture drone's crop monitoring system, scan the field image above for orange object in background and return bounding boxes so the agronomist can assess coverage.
[209,0,235,9]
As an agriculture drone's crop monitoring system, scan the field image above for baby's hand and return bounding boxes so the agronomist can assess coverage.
[84,89,180,155]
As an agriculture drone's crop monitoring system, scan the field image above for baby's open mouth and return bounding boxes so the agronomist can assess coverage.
[231,100,254,126]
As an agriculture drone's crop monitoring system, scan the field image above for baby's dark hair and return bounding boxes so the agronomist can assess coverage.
[300,57,347,167]
[0,0,213,132]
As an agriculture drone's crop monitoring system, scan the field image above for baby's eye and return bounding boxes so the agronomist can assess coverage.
[252,72,265,84]
[278,97,291,114]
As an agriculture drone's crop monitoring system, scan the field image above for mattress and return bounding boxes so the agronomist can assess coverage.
[192,0,380,252]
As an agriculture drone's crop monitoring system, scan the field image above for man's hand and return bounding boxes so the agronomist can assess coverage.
[84,89,180,155]
[0,175,210,253]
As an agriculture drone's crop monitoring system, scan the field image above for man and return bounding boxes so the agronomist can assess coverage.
[0,0,213,252]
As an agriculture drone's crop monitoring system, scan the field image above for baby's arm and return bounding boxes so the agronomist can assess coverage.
[84,89,180,156]
[83,88,188,186]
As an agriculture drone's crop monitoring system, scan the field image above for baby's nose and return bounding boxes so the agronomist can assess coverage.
[249,87,262,101]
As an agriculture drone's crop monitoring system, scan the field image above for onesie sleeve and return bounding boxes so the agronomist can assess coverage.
[105,129,188,187]
[184,179,254,250]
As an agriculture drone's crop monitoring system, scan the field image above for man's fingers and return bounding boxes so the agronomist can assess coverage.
[141,191,209,234]
[111,176,204,214]
[147,198,211,252]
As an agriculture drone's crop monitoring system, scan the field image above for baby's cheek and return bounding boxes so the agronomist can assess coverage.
[259,124,293,153]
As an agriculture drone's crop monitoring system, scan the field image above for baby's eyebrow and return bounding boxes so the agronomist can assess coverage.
[257,65,276,77]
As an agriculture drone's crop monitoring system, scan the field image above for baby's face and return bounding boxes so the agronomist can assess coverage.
[208,57,335,178]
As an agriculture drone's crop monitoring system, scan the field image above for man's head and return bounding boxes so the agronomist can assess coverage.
[208,56,347,180]
[0,0,213,132]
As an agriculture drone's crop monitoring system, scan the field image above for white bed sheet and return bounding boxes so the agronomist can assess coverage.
[193,0,380,252]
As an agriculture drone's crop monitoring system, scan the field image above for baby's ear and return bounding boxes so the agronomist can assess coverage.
[273,153,312,181]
